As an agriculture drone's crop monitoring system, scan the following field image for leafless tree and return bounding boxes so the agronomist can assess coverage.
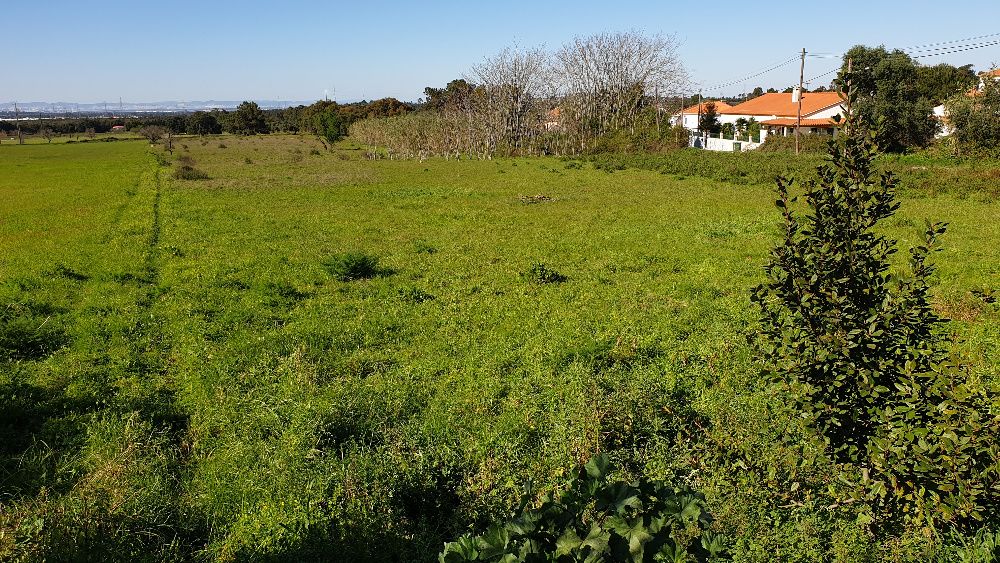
[470,45,549,157]
[552,31,688,148]
[139,126,166,145]
[85,127,96,139]
[40,127,55,143]
[347,32,689,159]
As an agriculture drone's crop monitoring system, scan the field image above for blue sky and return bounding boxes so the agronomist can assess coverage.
[9,0,1000,103]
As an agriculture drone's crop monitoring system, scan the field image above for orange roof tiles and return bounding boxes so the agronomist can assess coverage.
[679,101,733,115]
[723,92,844,118]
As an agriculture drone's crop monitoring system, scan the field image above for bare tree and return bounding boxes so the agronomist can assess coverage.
[553,31,688,148]
[470,45,549,157]
[139,126,166,145]
[85,127,96,140]
[40,127,55,143]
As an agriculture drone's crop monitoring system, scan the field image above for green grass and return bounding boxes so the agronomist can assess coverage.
[2,135,998,561]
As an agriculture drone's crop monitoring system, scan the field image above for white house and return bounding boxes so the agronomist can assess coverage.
[933,69,1000,137]
[671,101,733,130]
[673,89,847,151]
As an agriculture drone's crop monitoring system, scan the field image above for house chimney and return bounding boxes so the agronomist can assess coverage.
[791,86,801,103]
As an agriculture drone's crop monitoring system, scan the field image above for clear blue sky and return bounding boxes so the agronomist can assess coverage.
[9,0,1000,103]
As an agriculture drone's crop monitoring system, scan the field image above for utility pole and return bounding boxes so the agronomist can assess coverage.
[844,57,853,137]
[15,101,23,145]
[654,83,661,135]
[696,90,702,143]
[795,47,806,155]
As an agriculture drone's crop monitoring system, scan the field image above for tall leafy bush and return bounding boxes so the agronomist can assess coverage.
[752,99,1000,531]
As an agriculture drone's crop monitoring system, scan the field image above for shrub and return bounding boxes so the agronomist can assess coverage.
[752,101,1000,531]
[323,252,386,281]
[524,263,567,284]
[440,454,726,562]
[173,165,209,180]
[757,134,832,153]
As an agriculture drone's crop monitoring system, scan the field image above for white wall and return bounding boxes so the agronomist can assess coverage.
[695,135,763,152]
[805,104,845,119]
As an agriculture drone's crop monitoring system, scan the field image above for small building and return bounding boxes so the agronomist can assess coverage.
[723,90,845,138]
[933,69,1000,137]
[673,90,846,151]
[672,101,733,130]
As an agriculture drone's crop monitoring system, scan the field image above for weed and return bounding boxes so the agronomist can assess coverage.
[414,240,438,254]
[523,262,567,284]
[323,252,387,281]
[399,287,435,303]
[173,165,209,180]
[518,194,552,204]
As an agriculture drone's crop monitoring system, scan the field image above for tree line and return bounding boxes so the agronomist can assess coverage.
[351,31,689,159]
[0,98,415,142]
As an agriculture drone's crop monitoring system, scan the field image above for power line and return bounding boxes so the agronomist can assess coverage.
[905,38,1000,57]
[700,55,800,92]
[805,67,840,84]
[901,31,1000,53]
[695,31,1000,95]
[910,39,1000,59]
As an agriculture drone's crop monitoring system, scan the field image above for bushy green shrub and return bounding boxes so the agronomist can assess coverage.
[323,252,386,281]
[523,263,567,284]
[757,134,832,153]
[440,454,726,562]
[752,107,1000,531]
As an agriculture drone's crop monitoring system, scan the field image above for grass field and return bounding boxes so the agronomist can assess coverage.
[1,135,998,561]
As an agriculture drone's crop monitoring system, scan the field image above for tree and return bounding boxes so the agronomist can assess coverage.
[750,86,765,98]
[187,111,221,135]
[838,45,938,151]
[84,127,96,139]
[313,105,345,143]
[553,31,688,144]
[139,125,165,144]
[471,45,549,155]
[917,63,977,104]
[946,69,1000,156]
[753,97,1000,530]
[230,101,268,135]
[423,79,477,111]
[698,102,721,134]
[39,127,55,143]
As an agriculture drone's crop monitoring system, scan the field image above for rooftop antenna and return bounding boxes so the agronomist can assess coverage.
[324,89,329,101]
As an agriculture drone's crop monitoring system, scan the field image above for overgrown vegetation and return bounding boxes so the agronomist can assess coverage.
[946,69,1000,157]
[752,107,1000,533]
[440,454,726,562]
[1,133,998,561]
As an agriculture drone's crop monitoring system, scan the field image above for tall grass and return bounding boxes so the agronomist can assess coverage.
[1,136,998,561]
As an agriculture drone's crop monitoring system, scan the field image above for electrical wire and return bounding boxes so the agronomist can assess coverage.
[902,31,1000,53]
[694,32,1000,96]
[700,55,800,92]
[910,39,1000,59]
